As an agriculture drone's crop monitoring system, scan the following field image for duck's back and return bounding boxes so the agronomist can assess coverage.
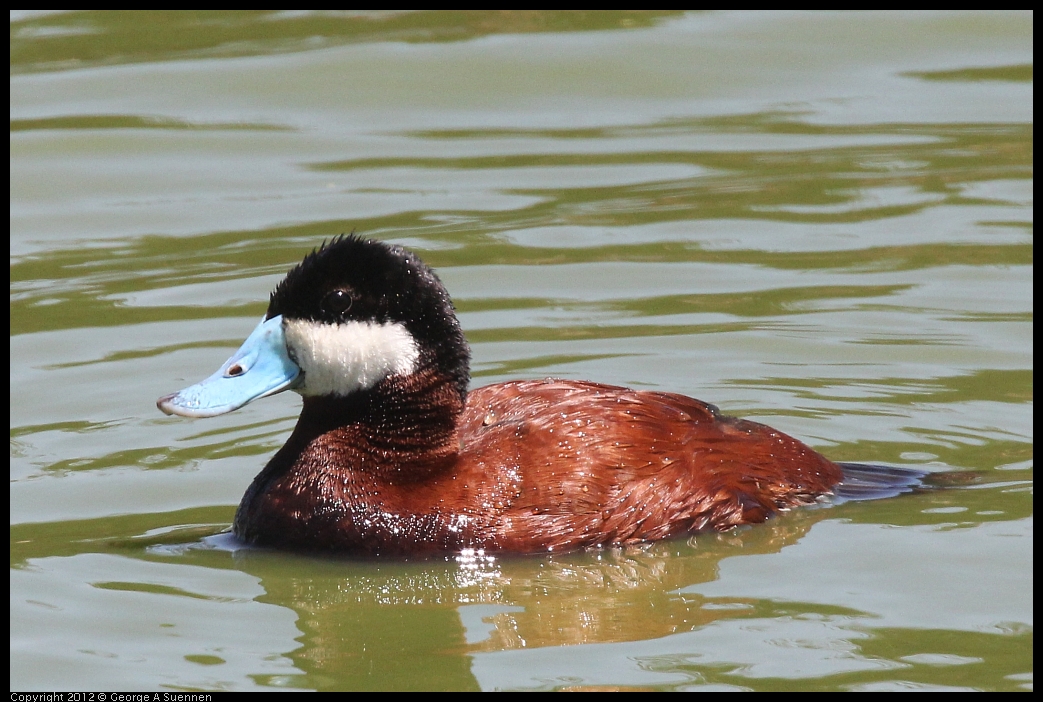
[457,379,843,553]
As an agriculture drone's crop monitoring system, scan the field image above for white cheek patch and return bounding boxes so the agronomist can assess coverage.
[283,319,420,397]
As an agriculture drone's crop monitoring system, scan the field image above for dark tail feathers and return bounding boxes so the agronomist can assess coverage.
[833,462,930,503]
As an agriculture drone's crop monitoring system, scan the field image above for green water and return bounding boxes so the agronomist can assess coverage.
[10,11,1032,691]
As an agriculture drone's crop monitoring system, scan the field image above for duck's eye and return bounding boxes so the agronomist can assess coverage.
[321,289,353,315]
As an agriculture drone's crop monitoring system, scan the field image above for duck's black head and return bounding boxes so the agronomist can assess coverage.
[271,235,470,402]
[157,236,470,418]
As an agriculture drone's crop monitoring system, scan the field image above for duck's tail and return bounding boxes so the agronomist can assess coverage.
[832,462,929,503]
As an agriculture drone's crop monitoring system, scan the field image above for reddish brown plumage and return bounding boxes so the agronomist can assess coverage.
[233,377,843,556]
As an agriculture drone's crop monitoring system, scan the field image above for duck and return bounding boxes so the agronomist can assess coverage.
[157,235,925,556]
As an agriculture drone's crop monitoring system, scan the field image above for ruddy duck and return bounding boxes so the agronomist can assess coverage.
[158,236,924,556]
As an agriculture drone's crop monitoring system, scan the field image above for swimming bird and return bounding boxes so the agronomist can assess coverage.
[158,235,924,556]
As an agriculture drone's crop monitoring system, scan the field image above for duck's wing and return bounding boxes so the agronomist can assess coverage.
[460,380,844,552]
